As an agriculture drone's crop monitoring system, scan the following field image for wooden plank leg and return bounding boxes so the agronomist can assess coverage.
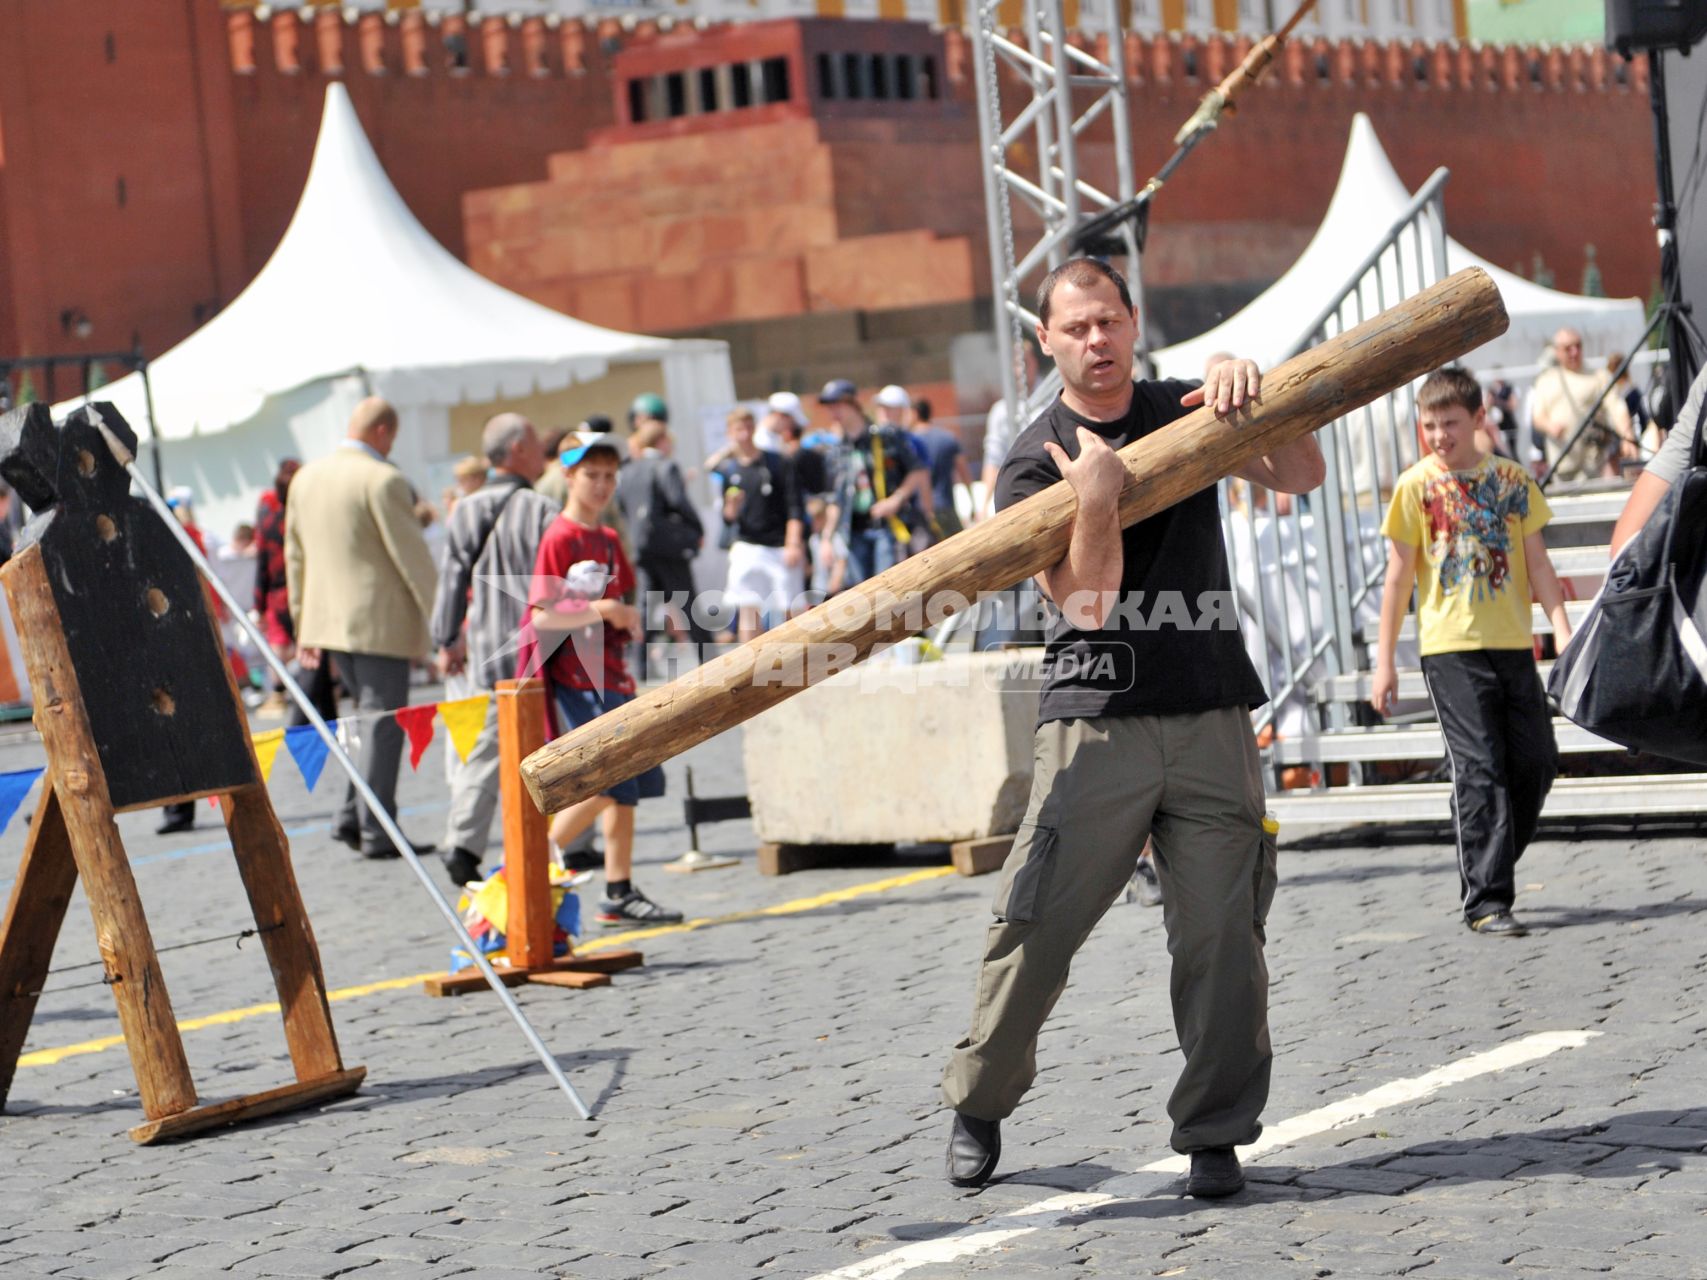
[951,835,1015,878]
[547,950,644,975]
[525,970,612,990]
[129,1066,366,1145]
[221,784,347,1082]
[422,948,646,997]
[422,966,532,998]
[0,785,78,1107]
[5,547,198,1119]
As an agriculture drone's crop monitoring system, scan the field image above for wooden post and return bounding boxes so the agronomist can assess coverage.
[0,786,79,1105]
[4,545,196,1119]
[418,678,644,998]
[497,679,554,970]
[220,784,346,1082]
[0,397,365,1142]
[522,267,1511,813]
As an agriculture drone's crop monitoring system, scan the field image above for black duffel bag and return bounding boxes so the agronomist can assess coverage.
[1548,419,1707,765]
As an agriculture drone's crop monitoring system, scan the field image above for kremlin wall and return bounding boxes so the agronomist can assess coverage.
[0,0,1657,419]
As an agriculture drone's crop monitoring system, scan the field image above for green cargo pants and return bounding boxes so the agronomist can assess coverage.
[941,705,1277,1154]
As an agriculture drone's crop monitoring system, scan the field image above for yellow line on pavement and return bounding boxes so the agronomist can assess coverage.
[17,865,958,1070]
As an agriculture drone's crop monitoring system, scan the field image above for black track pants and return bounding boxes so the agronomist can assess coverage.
[1421,648,1558,922]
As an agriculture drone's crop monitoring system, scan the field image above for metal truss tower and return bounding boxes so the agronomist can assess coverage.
[968,0,1139,435]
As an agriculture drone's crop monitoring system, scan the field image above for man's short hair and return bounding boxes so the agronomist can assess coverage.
[482,412,533,467]
[726,407,755,429]
[348,395,398,436]
[1416,366,1483,418]
[1037,258,1134,329]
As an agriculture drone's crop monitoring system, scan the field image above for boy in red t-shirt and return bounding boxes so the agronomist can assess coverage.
[529,436,682,927]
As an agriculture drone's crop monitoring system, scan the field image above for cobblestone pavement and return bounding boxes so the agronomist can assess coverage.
[0,691,1704,1280]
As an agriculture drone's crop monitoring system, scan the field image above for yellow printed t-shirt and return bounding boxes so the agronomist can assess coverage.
[1381,454,1552,656]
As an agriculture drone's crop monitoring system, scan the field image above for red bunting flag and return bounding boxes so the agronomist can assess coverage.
[395,704,438,770]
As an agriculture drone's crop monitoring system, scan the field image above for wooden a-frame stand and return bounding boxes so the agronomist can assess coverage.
[0,544,364,1143]
[420,678,642,997]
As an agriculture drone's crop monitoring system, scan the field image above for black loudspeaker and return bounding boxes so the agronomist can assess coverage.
[1607,0,1707,56]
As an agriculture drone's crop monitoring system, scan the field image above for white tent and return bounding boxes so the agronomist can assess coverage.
[64,83,735,539]
[1153,114,1645,381]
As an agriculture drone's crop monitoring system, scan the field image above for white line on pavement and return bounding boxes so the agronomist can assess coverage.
[808,1028,1601,1280]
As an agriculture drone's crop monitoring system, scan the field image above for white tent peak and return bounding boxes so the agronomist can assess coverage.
[72,81,715,437]
[1154,112,1642,379]
[60,81,734,537]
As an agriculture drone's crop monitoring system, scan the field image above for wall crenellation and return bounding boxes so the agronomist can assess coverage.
[223,11,1645,98]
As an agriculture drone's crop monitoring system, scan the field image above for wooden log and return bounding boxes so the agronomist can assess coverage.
[0,784,79,1106]
[523,267,1510,814]
[496,679,555,970]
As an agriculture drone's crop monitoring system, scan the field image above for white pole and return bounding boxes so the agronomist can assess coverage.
[88,408,594,1120]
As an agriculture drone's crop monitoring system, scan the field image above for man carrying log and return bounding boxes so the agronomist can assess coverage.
[941,258,1326,1197]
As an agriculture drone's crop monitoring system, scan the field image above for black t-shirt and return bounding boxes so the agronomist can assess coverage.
[790,446,830,498]
[714,450,803,548]
[995,383,1267,725]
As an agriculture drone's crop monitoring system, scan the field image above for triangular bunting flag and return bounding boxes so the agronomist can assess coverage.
[0,768,44,837]
[438,695,490,764]
[395,704,438,770]
[284,724,332,792]
[252,729,285,783]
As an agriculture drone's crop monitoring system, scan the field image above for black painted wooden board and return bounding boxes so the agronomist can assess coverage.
[0,402,256,808]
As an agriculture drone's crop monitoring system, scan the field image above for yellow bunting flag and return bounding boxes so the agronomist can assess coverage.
[252,729,285,783]
[437,695,490,764]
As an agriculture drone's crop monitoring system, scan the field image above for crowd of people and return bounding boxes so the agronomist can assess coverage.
[151,317,1691,948]
[102,251,1701,1200]
[174,376,983,923]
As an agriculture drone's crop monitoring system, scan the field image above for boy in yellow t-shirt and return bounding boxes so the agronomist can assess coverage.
[1373,367,1573,938]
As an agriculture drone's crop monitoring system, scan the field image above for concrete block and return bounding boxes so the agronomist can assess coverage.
[742,648,1040,845]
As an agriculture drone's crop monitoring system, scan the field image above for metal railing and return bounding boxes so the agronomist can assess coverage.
[1221,168,1451,749]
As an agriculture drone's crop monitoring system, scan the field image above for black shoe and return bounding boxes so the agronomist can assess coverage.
[332,825,362,851]
[156,806,196,836]
[1186,1147,1245,1198]
[946,1112,1001,1187]
[358,838,433,860]
[443,847,484,886]
[1468,911,1528,937]
[595,885,683,927]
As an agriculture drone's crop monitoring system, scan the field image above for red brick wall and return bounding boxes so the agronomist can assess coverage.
[0,0,245,380]
[223,9,617,284]
[1111,34,1656,301]
[0,0,616,386]
[0,6,1661,398]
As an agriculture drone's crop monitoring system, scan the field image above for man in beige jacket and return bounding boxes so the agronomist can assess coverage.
[286,397,438,857]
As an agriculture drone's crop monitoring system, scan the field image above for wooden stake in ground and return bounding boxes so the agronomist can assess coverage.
[522,267,1509,815]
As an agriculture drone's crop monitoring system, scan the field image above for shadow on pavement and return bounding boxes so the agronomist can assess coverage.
[885,1109,1707,1239]
[1521,898,1707,928]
